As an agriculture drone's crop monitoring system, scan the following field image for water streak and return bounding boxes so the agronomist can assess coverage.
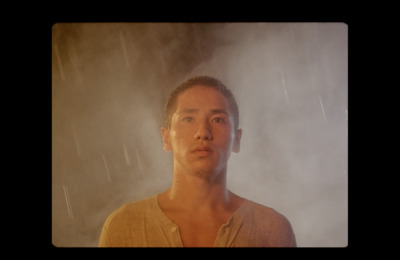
[54,44,65,81]
[135,149,143,174]
[63,185,74,220]
[123,143,131,166]
[71,123,82,157]
[102,154,112,183]
[319,95,327,123]
[120,31,130,68]
[280,70,289,104]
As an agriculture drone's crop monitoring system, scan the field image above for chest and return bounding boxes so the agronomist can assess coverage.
[177,220,224,247]
[165,211,231,247]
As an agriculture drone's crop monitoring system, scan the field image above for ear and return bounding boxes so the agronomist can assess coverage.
[232,128,242,153]
[161,127,172,152]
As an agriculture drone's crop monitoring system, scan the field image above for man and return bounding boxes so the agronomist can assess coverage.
[98,76,296,247]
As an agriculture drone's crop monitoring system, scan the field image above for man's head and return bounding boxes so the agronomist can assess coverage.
[164,76,240,130]
[161,76,242,178]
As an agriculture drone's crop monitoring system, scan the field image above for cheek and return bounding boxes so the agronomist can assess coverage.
[170,129,177,138]
[169,128,190,152]
[214,128,235,150]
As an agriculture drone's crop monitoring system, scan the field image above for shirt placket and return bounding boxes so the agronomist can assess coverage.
[213,222,232,247]
[162,223,184,247]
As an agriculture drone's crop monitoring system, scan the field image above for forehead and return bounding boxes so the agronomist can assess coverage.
[175,85,229,110]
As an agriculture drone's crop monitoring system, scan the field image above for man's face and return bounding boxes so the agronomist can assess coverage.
[161,85,242,178]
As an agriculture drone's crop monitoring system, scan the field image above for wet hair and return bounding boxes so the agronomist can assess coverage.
[165,76,239,130]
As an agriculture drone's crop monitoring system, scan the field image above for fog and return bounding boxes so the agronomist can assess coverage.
[52,23,347,247]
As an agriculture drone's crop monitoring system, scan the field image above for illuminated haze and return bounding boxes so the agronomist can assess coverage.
[52,23,347,247]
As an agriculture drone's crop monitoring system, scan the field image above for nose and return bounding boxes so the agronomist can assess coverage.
[194,121,213,141]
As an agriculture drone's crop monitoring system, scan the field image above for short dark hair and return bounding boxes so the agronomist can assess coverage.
[165,76,240,130]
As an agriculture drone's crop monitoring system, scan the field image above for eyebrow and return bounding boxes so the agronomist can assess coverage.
[177,109,199,115]
[210,109,229,115]
[177,108,229,115]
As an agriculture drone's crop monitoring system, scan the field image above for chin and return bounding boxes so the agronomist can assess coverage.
[193,169,214,177]
[192,163,224,178]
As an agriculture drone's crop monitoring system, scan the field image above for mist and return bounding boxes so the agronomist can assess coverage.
[52,23,347,247]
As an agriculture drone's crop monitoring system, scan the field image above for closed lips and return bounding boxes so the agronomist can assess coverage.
[191,146,212,152]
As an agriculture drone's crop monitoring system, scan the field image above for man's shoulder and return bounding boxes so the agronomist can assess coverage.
[244,199,292,228]
[241,199,297,246]
[105,195,157,225]
[99,195,161,247]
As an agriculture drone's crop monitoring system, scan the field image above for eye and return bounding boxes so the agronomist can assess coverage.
[182,117,193,122]
[212,117,225,124]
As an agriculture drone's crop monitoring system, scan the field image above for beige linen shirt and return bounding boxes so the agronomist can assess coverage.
[98,195,296,247]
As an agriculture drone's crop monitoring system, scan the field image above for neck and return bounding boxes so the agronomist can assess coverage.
[164,166,232,212]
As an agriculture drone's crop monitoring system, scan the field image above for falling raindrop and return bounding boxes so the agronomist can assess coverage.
[120,31,130,68]
[71,123,82,157]
[135,149,143,174]
[123,143,131,166]
[319,95,327,123]
[102,154,112,183]
[68,50,83,85]
[63,185,74,220]
[54,44,65,81]
[280,70,289,105]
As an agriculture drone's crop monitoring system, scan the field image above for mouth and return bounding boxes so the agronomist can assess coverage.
[191,145,212,155]
[192,145,211,152]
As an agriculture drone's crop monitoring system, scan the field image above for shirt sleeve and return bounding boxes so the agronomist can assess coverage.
[98,218,110,247]
[268,213,297,247]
